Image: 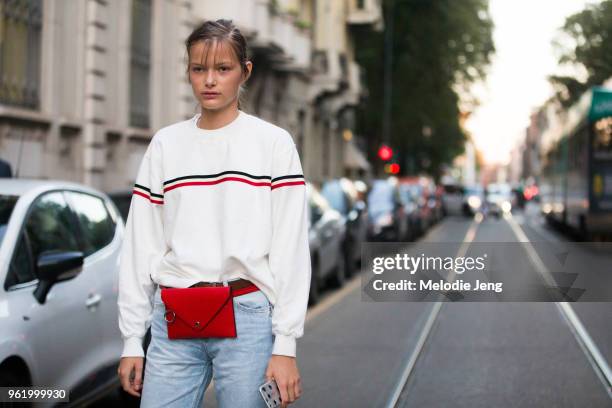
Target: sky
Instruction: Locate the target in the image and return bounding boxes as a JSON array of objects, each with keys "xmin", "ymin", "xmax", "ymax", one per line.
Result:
[{"xmin": 465, "ymin": 0, "xmax": 596, "ymax": 165}]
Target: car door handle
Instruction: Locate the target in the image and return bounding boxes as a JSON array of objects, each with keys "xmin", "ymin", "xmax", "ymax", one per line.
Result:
[{"xmin": 86, "ymin": 294, "xmax": 102, "ymax": 308}]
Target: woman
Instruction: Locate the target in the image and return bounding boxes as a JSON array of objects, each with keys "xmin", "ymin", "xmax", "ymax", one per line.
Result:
[{"xmin": 117, "ymin": 19, "xmax": 311, "ymax": 408}]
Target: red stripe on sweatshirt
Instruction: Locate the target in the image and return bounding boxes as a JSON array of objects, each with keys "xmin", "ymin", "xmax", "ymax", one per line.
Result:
[
  {"xmin": 164, "ymin": 177, "xmax": 272, "ymax": 193},
  {"xmin": 271, "ymin": 181, "xmax": 306, "ymax": 190},
  {"xmin": 133, "ymin": 190, "xmax": 164, "ymax": 204}
]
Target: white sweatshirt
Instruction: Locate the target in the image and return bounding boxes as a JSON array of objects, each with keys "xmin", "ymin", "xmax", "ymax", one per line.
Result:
[{"xmin": 117, "ymin": 110, "xmax": 311, "ymax": 358}]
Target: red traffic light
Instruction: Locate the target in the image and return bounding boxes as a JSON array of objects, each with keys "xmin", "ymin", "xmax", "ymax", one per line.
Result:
[
  {"xmin": 384, "ymin": 163, "xmax": 400, "ymax": 174},
  {"xmin": 378, "ymin": 145, "xmax": 393, "ymax": 161}
]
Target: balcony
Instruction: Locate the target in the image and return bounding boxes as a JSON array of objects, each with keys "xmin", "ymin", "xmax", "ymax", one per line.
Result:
[{"xmin": 346, "ymin": 0, "xmax": 383, "ymax": 29}]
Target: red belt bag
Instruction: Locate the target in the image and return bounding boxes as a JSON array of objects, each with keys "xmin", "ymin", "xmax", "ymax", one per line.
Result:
[{"xmin": 160, "ymin": 283, "xmax": 259, "ymax": 340}]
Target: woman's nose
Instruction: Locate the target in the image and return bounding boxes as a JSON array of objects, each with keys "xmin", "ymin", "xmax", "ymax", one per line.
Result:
[{"xmin": 205, "ymin": 70, "xmax": 217, "ymax": 86}]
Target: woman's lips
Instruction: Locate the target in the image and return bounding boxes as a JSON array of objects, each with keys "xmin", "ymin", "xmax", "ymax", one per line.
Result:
[{"xmin": 202, "ymin": 92, "xmax": 220, "ymax": 99}]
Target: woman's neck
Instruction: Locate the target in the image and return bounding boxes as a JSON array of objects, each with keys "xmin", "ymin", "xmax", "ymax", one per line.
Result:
[{"xmin": 198, "ymin": 105, "xmax": 240, "ymax": 130}]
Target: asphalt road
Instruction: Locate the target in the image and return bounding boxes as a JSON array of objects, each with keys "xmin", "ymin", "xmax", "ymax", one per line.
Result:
[
  {"xmin": 395, "ymin": 207, "xmax": 612, "ymax": 407},
  {"xmin": 96, "ymin": 204, "xmax": 612, "ymax": 407}
]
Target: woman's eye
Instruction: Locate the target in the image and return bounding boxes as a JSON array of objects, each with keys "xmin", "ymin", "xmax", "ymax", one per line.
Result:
[
  {"xmin": 192, "ymin": 67, "xmax": 203, "ymax": 72},
  {"xmin": 219, "ymin": 66, "xmax": 229, "ymax": 72}
]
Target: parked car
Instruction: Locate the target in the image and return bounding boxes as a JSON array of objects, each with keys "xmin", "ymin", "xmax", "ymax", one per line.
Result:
[
  {"xmin": 306, "ymin": 183, "xmax": 347, "ymax": 305},
  {"xmin": 441, "ymin": 183, "xmax": 465, "ymax": 216},
  {"xmin": 366, "ymin": 178, "xmax": 408, "ymax": 241},
  {"xmin": 0, "ymin": 179, "xmax": 139, "ymax": 406},
  {"xmin": 463, "ymin": 184, "xmax": 484, "ymax": 216},
  {"xmin": 397, "ymin": 182, "xmax": 423, "ymax": 240},
  {"xmin": 431, "ymin": 182, "xmax": 446, "ymax": 223},
  {"xmin": 107, "ymin": 189, "xmax": 132, "ymax": 221},
  {"xmin": 320, "ymin": 178, "xmax": 368, "ymax": 277},
  {"xmin": 398, "ymin": 176, "xmax": 436, "ymax": 234}
]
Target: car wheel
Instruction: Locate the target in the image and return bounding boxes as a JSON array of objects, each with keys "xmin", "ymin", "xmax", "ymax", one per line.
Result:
[
  {"xmin": 344, "ymin": 243, "xmax": 356, "ymax": 278},
  {"xmin": 329, "ymin": 252, "xmax": 346, "ymax": 288},
  {"xmin": 308, "ymin": 258, "xmax": 320, "ymax": 306}
]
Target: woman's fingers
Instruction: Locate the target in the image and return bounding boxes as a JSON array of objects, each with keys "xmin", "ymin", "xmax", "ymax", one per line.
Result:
[
  {"xmin": 118, "ymin": 357, "xmax": 144, "ymax": 397},
  {"xmin": 293, "ymin": 377, "xmax": 302, "ymax": 400},
  {"xmin": 278, "ymin": 381, "xmax": 288, "ymax": 408}
]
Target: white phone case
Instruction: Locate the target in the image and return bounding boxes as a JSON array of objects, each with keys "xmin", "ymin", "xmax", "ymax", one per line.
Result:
[{"xmin": 259, "ymin": 379, "xmax": 282, "ymax": 408}]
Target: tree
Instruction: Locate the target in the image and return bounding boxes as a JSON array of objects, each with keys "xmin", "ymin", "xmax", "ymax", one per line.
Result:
[
  {"xmin": 353, "ymin": 0, "xmax": 494, "ymax": 178},
  {"xmin": 550, "ymin": 0, "xmax": 612, "ymax": 107}
]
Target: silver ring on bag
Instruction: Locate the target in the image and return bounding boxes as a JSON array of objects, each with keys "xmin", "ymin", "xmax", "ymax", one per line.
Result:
[{"xmin": 164, "ymin": 310, "xmax": 176, "ymax": 323}]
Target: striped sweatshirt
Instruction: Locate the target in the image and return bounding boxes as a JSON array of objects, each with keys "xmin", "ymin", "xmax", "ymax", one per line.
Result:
[{"xmin": 118, "ymin": 110, "xmax": 311, "ymax": 358}]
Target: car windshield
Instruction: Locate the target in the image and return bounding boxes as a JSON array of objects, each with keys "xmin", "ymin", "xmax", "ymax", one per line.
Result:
[
  {"xmin": 465, "ymin": 186, "xmax": 483, "ymax": 196},
  {"xmin": 321, "ymin": 182, "xmax": 347, "ymax": 215},
  {"xmin": 443, "ymin": 184, "xmax": 464, "ymax": 194},
  {"xmin": 487, "ymin": 184, "xmax": 511, "ymax": 197},
  {"xmin": 368, "ymin": 181, "xmax": 394, "ymax": 213},
  {"xmin": 0, "ymin": 195, "xmax": 19, "ymax": 246}
]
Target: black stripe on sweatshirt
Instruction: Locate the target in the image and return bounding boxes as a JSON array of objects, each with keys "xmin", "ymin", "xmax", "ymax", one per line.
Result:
[
  {"xmin": 134, "ymin": 183, "xmax": 164, "ymax": 198},
  {"xmin": 164, "ymin": 171, "xmax": 271, "ymax": 186},
  {"xmin": 271, "ymin": 174, "xmax": 304, "ymax": 183}
]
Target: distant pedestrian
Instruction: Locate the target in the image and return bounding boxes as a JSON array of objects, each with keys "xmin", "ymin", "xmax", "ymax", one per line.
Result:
[{"xmin": 0, "ymin": 158, "xmax": 12, "ymax": 178}]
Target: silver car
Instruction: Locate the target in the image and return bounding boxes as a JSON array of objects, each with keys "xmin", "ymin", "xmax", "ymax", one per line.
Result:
[{"xmin": 0, "ymin": 179, "xmax": 130, "ymax": 406}]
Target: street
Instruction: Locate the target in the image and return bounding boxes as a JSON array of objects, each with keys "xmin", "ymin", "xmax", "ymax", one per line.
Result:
[
  {"xmin": 294, "ymin": 204, "xmax": 611, "ymax": 407},
  {"xmin": 93, "ymin": 204, "xmax": 612, "ymax": 407}
]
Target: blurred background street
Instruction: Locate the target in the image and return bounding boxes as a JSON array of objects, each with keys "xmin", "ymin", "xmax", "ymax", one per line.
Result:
[{"xmin": 1, "ymin": 0, "xmax": 611, "ymax": 406}]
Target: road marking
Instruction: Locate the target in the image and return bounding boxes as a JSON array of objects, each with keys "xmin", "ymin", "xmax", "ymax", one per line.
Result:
[
  {"xmin": 506, "ymin": 213, "xmax": 612, "ymax": 398},
  {"xmin": 305, "ymin": 272, "xmax": 362, "ymax": 323},
  {"xmin": 385, "ymin": 218, "xmax": 481, "ymax": 408}
]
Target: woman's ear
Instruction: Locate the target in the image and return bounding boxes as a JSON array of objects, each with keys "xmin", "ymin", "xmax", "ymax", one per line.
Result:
[{"xmin": 243, "ymin": 61, "xmax": 253, "ymax": 83}]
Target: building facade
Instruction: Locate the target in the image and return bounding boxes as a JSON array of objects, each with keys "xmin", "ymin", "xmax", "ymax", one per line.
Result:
[{"xmin": 0, "ymin": 0, "xmax": 381, "ymax": 191}]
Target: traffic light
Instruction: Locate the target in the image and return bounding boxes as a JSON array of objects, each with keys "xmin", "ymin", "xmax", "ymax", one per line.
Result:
[
  {"xmin": 378, "ymin": 144, "xmax": 393, "ymax": 161},
  {"xmin": 384, "ymin": 163, "xmax": 400, "ymax": 174}
]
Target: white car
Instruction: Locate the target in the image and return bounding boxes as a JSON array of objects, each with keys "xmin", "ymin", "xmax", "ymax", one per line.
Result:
[{"xmin": 0, "ymin": 179, "xmax": 135, "ymax": 406}]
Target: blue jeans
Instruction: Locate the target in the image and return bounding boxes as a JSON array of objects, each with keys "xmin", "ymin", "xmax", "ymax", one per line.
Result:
[{"xmin": 140, "ymin": 286, "xmax": 274, "ymax": 408}]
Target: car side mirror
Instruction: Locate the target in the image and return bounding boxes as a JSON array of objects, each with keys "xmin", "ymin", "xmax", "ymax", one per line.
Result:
[{"xmin": 33, "ymin": 251, "xmax": 84, "ymax": 304}]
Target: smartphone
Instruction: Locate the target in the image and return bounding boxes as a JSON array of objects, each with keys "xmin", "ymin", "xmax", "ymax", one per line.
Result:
[{"xmin": 259, "ymin": 379, "xmax": 282, "ymax": 408}]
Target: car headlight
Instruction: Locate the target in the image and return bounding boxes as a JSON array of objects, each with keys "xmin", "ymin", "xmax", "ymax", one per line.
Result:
[
  {"xmin": 468, "ymin": 196, "xmax": 481, "ymax": 209},
  {"xmin": 501, "ymin": 201, "xmax": 512, "ymax": 213},
  {"xmin": 375, "ymin": 213, "xmax": 393, "ymax": 228}
]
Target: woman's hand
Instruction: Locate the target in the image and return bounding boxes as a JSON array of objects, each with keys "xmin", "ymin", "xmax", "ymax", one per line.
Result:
[
  {"xmin": 118, "ymin": 357, "xmax": 144, "ymax": 397},
  {"xmin": 265, "ymin": 355, "xmax": 302, "ymax": 407}
]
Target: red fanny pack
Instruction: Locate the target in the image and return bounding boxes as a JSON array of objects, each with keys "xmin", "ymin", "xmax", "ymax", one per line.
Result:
[{"xmin": 160, "ymin": 283, "xmax": 259, "ymax": 340}]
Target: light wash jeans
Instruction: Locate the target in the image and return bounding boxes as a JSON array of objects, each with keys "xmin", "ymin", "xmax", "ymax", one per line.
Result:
[{"xmin": 140, "ymin": 285, "xmax": 274, "ymax": 408}]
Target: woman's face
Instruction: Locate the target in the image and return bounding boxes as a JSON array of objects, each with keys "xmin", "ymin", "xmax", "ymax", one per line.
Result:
[{"xmin": 188, "ymin": 40, "xmax": 251, "ymax": 112}]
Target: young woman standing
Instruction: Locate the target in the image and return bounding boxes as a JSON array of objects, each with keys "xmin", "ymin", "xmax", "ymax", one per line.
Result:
[{"xmin": 117, "ymin": 19, "xmax": 311, "ymax": 407}]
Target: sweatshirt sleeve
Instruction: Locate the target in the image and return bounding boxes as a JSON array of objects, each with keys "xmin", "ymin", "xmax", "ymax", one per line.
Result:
[
  {"xmin": 117, "ymin": 136, "xmax": 167, "ymax": 358},
  {"xmin": 269, "ymin": 136, "xmax": 312, "ymax": 358}
]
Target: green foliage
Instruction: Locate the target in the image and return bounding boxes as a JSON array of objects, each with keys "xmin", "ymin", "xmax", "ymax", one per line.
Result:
[
  {"xmin": 353, "ymin": 0, "xmax": 494, "ymax": 177},
  {"xmin": 550, "ymin": 0, "xmax": 612, "ymax": 107}
]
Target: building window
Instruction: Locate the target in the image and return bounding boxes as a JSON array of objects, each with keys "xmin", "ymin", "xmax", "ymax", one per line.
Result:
[
  {"xmin": 129, "ymin": 0, "xmax": 152, "ymax": 128},
  {"xmin": 357, "ymin": 0, "xmax": 366, "ymax": 10},
  {"xmin": 0, "ymin": 0, "xmax": 42, "ymax": 109}
]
